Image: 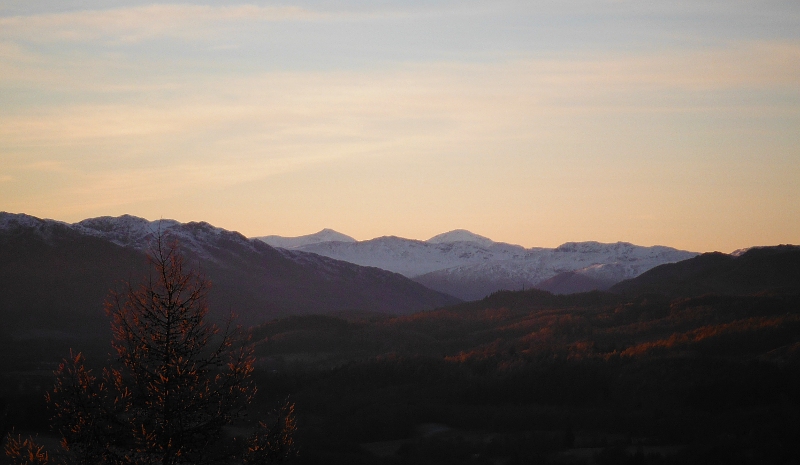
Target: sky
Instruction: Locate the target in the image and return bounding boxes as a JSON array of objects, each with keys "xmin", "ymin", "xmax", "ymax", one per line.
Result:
[{"xmin": 1, "ymin": 1, "xmax": 798, "ymax": 252}]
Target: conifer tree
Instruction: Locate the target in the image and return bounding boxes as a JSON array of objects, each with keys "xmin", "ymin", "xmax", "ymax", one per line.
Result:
[
  {"xmin": 4, "ymin": 236, "xmax": 282, "ymax": 465},
  {"xmin": 100, "ymin": 236, "xmax": 255, "ymax": 464}
]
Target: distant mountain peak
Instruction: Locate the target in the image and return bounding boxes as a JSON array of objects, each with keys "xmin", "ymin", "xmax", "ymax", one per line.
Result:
[
  {"xmin": 255, "ymin": 229, "xmax": 356, "ymax": 249},
  {"xmin": 426, "ymin": 229, "xmax": 494, "ymax": 246},
  {"xmin": 313, "ymin": 229, "xmax": 356, "ymax": 241}
]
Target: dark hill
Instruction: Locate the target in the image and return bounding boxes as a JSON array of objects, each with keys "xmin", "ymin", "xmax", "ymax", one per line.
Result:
[
  {"xmin": 535, "ymin": 271, "xmax": 617, "ymax": 294},
  {"xmin": 609, "ymin": 245, "xmax": 800, "ymax": 297},
  {"xmin": 0, "ymin": 214, "xmax": 460, "ymax": 342}
]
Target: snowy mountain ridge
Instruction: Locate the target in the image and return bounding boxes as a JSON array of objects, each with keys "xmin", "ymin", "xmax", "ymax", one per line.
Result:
[
  {"xmin": 288, "ymin": 233, "xmax": 695, "ymax": 278},
  {"xmin": 0, "ymin": 212, "xmax": 459, "ymax": 323},
  {"xmin": 262, "ymin": 229, "xmax": 699, "ymax": 299},
  {"xmin": 0, "ymin": 212, "xmax": 259, "ymax": 263},
  {"xmin": 1, "ymin": 213, "xmax": 699, "ymax": 301}
]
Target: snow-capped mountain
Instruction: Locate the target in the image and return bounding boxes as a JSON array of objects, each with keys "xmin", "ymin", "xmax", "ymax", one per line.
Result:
[
  {"xmin": 260, "ymin": 230, "xmax": 698, "ymax": 300},
  {"xmin": 256, "ymin": 229, "xmax": 356, "ymax": 249},
  {"xmin": 287, "ymin": 235, "xmax": 528, "ymax": 277},
  {"xmin": 3, "ymin": 212, "xmax": 260, "ymax": 265},
  {"xmin": 0, "ymin": 212, "xmax": 459, "ymax": 333},
  {"xmin": 427, "ymin": 229, "xmax": 495, "ymax": 246},
  {"xmin": 413, "ymin": 243, "xmax": 696, "ymax": 300}
]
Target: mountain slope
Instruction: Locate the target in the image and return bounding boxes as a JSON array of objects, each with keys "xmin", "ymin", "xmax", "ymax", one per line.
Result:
[
  {"xmin": 0, "ymin": 213, "xmax": 460, "ymax": 339},
  {"xmin": 610, "ymin": 245, "xmax": 800, "ymax": 297},
  {"xmin": 0, "ymin": 215, "xmax": 149, "ymax": 339}
]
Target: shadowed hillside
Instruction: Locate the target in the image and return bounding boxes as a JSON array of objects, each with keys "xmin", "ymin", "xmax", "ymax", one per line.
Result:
[
  {"xmin": 0, "ymin": 213, "xmax": 459, "ymax": 330},
  {"xmin": 610, "ymin": 245, "xmax": 800, "ymax": 297}
]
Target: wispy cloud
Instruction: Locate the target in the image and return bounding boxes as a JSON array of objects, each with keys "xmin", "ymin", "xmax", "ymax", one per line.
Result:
[
  {"xmin": 0, "ymin": 5, "xmax": 333, "ymax": 43},
  {"xmin": 3, "ymin": 40, "xmax": 797, "ymax": 140},
  {"xmin": 0, "ymin": 3, "xmax": 488, "ymax": 44},
  {"xmin": 64, "ymin": 153, "xmax": 341, "ymax": 210}
]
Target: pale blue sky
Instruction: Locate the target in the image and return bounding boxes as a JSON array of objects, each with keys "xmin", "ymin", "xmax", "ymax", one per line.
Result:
[{"xmin": 1, "ymin": 1, "xmax": 798, "ymax": 251}]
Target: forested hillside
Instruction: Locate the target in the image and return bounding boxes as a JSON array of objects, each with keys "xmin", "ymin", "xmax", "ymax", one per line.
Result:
[{"xmin": 237, "ymin": 286, "xmax": 800, "ymax": 464}]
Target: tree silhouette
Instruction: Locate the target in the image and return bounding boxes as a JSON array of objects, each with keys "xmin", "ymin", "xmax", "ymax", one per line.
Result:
[
  {"xmin": 99, "ymin": 236, "xmax": 255, "ymax": 464},
  {"xmin": 5, "ymin": 237, "xmax": 277, "ymax": 465}
]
